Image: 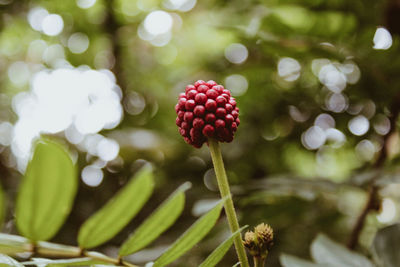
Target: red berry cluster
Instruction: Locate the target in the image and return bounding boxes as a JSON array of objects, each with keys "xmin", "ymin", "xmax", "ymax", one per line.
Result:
[{"xmin": 175, "ymin": 80, "xmax": 240, "ymax": 148}]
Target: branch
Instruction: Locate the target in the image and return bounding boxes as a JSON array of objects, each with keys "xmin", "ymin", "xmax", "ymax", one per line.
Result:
[
  {"xmin": 103, "ymin": 0, "xmax": 126, "ymax": 92},
  {"xmin": 347, "ymin": 93, "xmax": 400, "ymax": 249},
  {"xmin": 19, "ymin": 241, "xmax": 139, "ymax": 267}
]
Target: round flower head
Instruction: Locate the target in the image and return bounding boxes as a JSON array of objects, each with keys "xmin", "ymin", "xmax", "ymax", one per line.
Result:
[{"xmin": 175, "ymin": 80, "xmax": 240, "ymax": 148}]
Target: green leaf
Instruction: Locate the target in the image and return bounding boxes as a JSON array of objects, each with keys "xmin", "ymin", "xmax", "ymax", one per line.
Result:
[
  {"xmin": 15, "ymin": 139, "xmax": 77, "ymax": 241},
  {"xmin": 78, "ymin": 165, "xmax": 154, "ymax": 249},
  {"xmin": 372, "ymin": 224, "xmax": 400, "ymax": 267},
  {"xmin": 199, "ymin": 226, "xmax": 247, "ymax": 267},
  {"xmin": 311, "ymin": 234, "xmax": 374, "ymax": 267},
  {"xmin": 119, "ymin": 182, "xmax": 191, "ymax": 256},
  {"xmin": 0, "ymin": 183, "xmax": 5, "ymax": 229},
  {"xmin": 0, "ymin": 233, "xmax": 29, "ymax": 255},
  {"xmin": 280, "ymin": 254, "xmax": 326, "ymax": 267},
  {"xmin": 0, "ymin": 254, "xmax": 24, "ymax": 267},
  {"xmin": 153, "ymin": 198, "xmax": 225, "ymax": 267}
]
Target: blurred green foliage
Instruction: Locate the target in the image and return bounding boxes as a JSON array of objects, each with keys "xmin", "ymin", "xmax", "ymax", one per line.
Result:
[{"xmin": 0, "ymin": 0, "xmax": 399, "ymax": 266}]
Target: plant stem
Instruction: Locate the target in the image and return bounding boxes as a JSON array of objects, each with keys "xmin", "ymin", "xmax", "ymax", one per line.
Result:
[
  {"xmin": 347, "ymin": 185, "xmax": 378, "ymax": 249},
  {"xmin": 21, "ymin": 241, "xmax": 138, "ymax": 267},
  {"xmin": 208, "ymin": 138, "xmax": 250, "ymax": 267},
  {"xmin": 253, "ymin": 256, "xmax": 265, "ymax": 267},
  {"xmin": 347, "ymin": 92, "xmax": 400, "ymax": 249}
]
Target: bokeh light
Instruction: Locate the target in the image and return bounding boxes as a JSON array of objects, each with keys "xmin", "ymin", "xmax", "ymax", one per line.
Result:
[
  {"xmin": 377, "ymin": 198, "xmax": 397, "ymax": 223},
  {"xmin": 11, "ymin": 68, "xmax": 123, "ymax": 171},
  {"xmin": 163, "ymin": 0, "xmax": 197, "ymax": 12},
  {"xmin": 8, "ymin": 61, "xmax": 30, "ymax": 87},
  {"xmin": 325, "ymin": 128, "xmax": 346, "ymax": 148},
  {"xmin": 225, "ymin": 43, "xmax": 248, "ymax": 64},
  {"xmin": 278, "ymin": 57, "xmax": 301, "ymax": 82},
  {"xmin": 348, "ymin": 115, "xmax": 370, "ymax": 136},
  {"xmin": 355, "ymin": 139, "xmax": 375, "ymax": 161},
  {"xmin": 289, "ymin": 106, "xmax": 309, "ymax": 122},
  {"xmin": 319, "ymin": 64, "xmax": 347, "ymax": 93},
  {"xmin": 124, "ymin": 92, "xmax": 146, "ymax": 115},
  {"xmin": 28, "ymin": 7, "xmax": 48, "ymax": 32},
  {"xmin": 144, "ymin": 11, "xmax": 173, "ymax": 35},
  {"xmin": 82, "ymin": 164, "xmax": 104, "ymax": 187},
  {"xmin": 0, "ymin": 122, "xmax": 13, "ymax": 146},
  {"xmin": 77, "ymin": 0, "xmax": 97, "ymax": 9},
  {"xmin": 373, "ymin": 27, "xmax": 392, "ymax": 50},
  {"xmin": 325, "ymin": 93, "xmax": 348, "ymax": 113},
  {"xmin": 224, "ymin": 74, "xmax": 248, "ymax": 96},
  {"xmin": 373, "ymin": 114, "xmax": 390, "ymax": 135},
  {"xmin": 301, "ymin": 126, "xmax": 326, "ymax": 150},
  {"xmin": 96, "ymin": 138, "xmax": 120, "ymax": 162},
  {"xmin": 41, "ymin": 14, "xmax": 64, "ymax": 36},
  {"xmin": 314, "ymin": 113, "xmax": 335, "ymax": 130},
  {"xmin": 42, "ymin": 44, "xmax": 65, "ymax": 66},
  {"xmin": 68, "ymin": 33, "xmax": 90, "ymax": 54},
  {"xmin": 138, "ymin": 10, "xmax": 174, "ymax": 47}
]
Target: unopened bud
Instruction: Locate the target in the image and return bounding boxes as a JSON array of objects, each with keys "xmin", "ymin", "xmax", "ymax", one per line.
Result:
[{"xmin": 243, "ymin": 223, "xmax": 274, "ymax": 257}]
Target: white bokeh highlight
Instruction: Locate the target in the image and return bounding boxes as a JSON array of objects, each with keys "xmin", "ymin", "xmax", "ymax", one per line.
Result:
[
  {"xmin": 373, "ymin": 27, "xmax": 392, "ymax": 50},
  {"xmin": 278, "ymin": 57, "xmax": 301, "ymax": 82},
  {"xmin": 68, "ymin": 33, "xmax": 90, "ymax": 54},
  {"xmin": 373, "ymin": 114, "xmax": 390, "ymax": 135},
  {"xmin": 41, "ymin": 14, "xmax": 64, "ymax": 36},
  {"xmin": 77, "ymin": 0, "xmax": 97, "ymax": 9},
  {"xmin": 325, "ymin": 93, "xmax": 348, "ymax": 113},
  {"xmin": 348, "ymin": 115, "xmax": 370, "ymax": 136},
  {"xmin": 28, "ymin": 7, "xmax": 49, "ymax": 32},
  {"xmin": 139, "ymin": 11, "xmax": 174, "ymax": 47},
  {"xmin": 11, "ymin": 67, "xmax": 123, "ymax": 171},
  {"xmin": 144, "ymin": 11, "xmax": 173, "ymax": 35},
  {"xmin": 82, "ymin": 165, "xmax": 104, "ymax": 187},
  {"xmin": 301, "ymin": 126, "xmax": 326, "ymax": 150},
  {"xmin": 164, "ymin": 0, "xmax": 197, "ymax": 11},
  {"xmin": 225, "ymin": 43, "xmax": 248, "ymax": 64},
  {"xmin": 319, "ymin": 64, "xmax": 347, "ymax": 93},
  {"xmin": 377, "ymin": 198, "xmax": 397, "ymax": 223},
  {"xmin": 225, "ymin": 74, "xmax": 248, "ymax": 96},
  {"xmin": 355, "ymin": 139, "xmax": 375, "ymax": 161}
]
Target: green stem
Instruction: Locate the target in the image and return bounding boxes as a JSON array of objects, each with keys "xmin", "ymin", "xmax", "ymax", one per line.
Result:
[
  {"xmin": 253, "ymin": 256, "xmax": 266, "ymax": 267},
  {"xmin": 208, "ymin": 139, "xmax": 250, "ymax": 267},
  {"xmin": 21, "ymin": 241, "xmax": 138, "ymax": 267}
]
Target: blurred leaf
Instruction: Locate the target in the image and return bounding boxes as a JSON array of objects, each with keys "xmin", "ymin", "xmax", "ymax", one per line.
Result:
[
  {"xmin": 0, "ymin": 254, "xmax": 23, "ymax": 266},
  {"xmin": 242, "ymin": 176, "xmax": 340, "ymax": 204},
  {"xmin": 280, "ymin": 254, "xmax": 326, "ymax": 267},
  {"xmin": 199, "ymin": 226, "xmax": 247, "ymax": 267},
  {"xmin": 372, "ymin": 224, "xmax": 400, "ymax": 267},
  {"xmin": 0, "ymin": 233, "xmax": 29, "ymax": 255},
  {"xmin": 310, "ymin": 234, "xmax": 374, "ymax": 267},
  {"xmin": 16, "ymin": 139, "xmax": 77, "ymax": 241},
  {"xmin": 119, "ymin": 182, "xmax": 191, "ymax": 256},
  {"xmin": 0, "ymin": 183, "xmax": 4, "ymax": 229},
  {"xmin": 78, "ymin": 165, "xmax": 154, "ymax": 249},
  {"xmin": 270, "ymin": 6, "xmax": 315, "ymax": 34},
  {"xmin": 266, "ymin": 5, "xmax": 356, "ymax": 38},
  {"xmin": 153, "ymin": 198, "xmax": 225, "ymax": 267}
]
